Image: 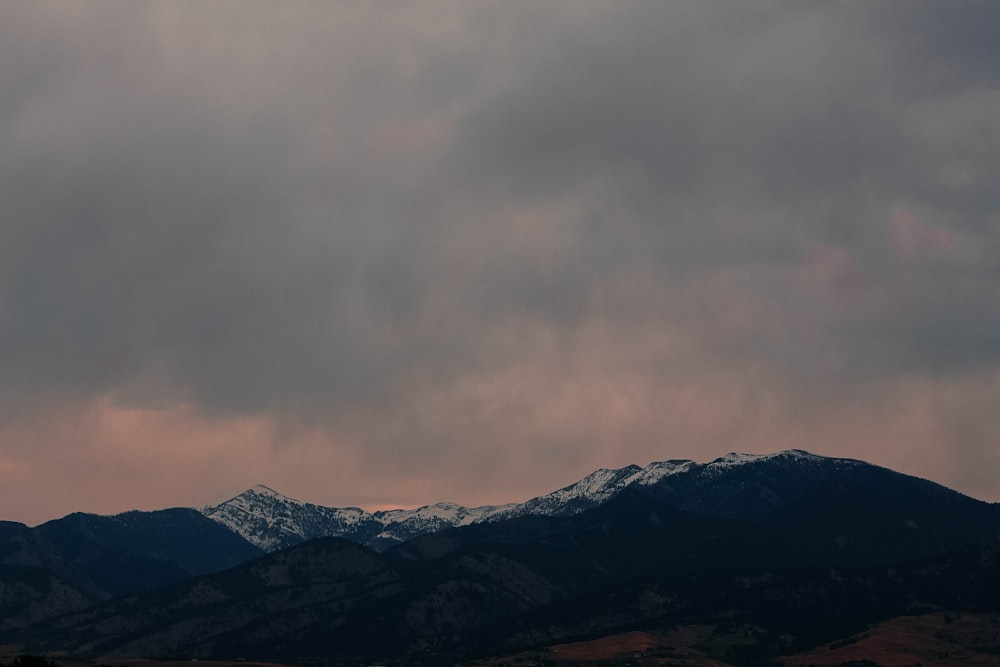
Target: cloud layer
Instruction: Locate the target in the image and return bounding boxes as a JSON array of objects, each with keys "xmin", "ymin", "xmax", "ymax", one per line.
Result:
[{"xmin": 2, "ymin": 2, "xmax": 999, "ymax": 523}]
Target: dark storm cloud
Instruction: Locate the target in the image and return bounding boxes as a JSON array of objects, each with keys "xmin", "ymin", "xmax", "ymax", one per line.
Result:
[
  {"xmin": 0, "ymin": 3, "xmax": 467, "ymax": 414},
  {"xmin": 1, "ymin": 1, "xmax": 1000, "ymax": 520},
  {"xmin": 445, "ymin": 2, "xmax": 1000, "ymax": 374}
]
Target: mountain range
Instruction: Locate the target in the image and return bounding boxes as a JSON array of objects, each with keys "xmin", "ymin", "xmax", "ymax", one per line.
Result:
[
  {"xmin": 197, "ymin": 453, "xmax": 705, "ymax": 552},
  {"xmin": 4, "ymin": 449, "xmax": 1000, "ymax": 664}
]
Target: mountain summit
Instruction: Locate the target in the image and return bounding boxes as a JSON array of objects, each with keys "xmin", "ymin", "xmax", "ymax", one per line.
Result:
[{"xmin": 200, "ymin": 484, "xmax": 371, "ymax": 552}]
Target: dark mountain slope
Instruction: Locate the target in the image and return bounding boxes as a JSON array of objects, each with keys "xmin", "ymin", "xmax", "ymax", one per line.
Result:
[
  {"xmin": 635, "ymin": 451, "xmax": 1000, "ymax": 568},
  {"xmin": 0, "ymin": 564, "xmax": 95, "ymax": 631},
  {"xmin": 110, "ymin": 508, "xmax": 266, "ymax": 575},
  {"xmin": 17, "ymin": 536, "xmax": 562, "ymax": 660},
  {"xmin": 0, "ymin": 521, "xmax": 28, "ymax": 543},
  {"xmin": 477, "ymin": 547, "xmax": 1000, "ymax": 662},
  {"xmin": 20, "ymin": 538, "xmax": 405, "ymax": 659},
  {"xmin": 2, "ymin": 508, "xmax": 262, "ymax": 599}
]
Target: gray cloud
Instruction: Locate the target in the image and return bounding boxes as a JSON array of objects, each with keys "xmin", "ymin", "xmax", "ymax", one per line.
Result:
[{"xmin": 1, "ymin": 1, "xmax": 1000, "ymax": 519}]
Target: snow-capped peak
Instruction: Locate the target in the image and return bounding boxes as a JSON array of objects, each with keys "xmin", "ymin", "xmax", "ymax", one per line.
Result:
[
  {"xmin": 247, "ymin": 483, "xmax": 294, "ymax": 500},
  {"xmin": 200, "ymin": 484, "xmax": 374, "ymax": 552},
  {"xmin": 198, "ymin": 449, "xmax": 840, "ymax": 552},
  {"xmin": 200, "ymin": 483, "xmax": 297, "ymax": 512}
]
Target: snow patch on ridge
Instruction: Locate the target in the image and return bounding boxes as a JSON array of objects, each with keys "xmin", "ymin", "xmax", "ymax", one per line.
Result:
[
  {"xmin": 626, "ymin": 459, "xmax": 696, "ymax": 486},
  {"xmin": 707, "ymin": 449, "xmax": 832, "ymax": 471},
  {"xmin": 708, "ymin": 452, "xmax": 773, "ymax": 469}
]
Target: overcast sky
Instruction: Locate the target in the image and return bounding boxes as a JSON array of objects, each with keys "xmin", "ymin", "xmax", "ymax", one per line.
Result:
[{"xmin": 2, "ymin": 1, "xmax": 1000, "ymax": 525}]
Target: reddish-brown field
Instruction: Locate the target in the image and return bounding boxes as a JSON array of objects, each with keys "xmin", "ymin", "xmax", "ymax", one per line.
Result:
[
  {"xmin": 473, "ymin": 625, "xmax": 746, "ymax": 666},
  {"xmin": 473, "ymin": 613, "xmax": 1000, "ymax": 667},
  {"xmin": 779, "ymin": 612, "xmax": 1000, "ymax": 667},
  {"xmin": 548, "ymin": 630, "xmax": 658, "ymax": 661},
  {"xmin": 547, "ymin": 628, "xmax": 734, "ymax": 665}
]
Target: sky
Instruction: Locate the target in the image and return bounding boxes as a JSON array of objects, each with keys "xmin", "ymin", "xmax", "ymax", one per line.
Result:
[{"xmin": 2, "ymin": 1, "xmax": 1000, "ymax": 525}]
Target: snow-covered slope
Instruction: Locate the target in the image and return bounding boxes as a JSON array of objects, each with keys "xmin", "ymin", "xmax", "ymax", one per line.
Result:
[
  {"xmin": 702, "ymin": 448, "xmax": 833, "ymax": 471},
  {"xmin": 200, "ymin": 484, "xmax": 379, "ymax": 552},
  {"xmin": 199, "ymin": 450, "xmax": 862, "ymax": 551}
]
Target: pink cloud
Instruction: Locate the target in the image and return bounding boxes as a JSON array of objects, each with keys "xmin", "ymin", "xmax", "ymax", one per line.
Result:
[
  {"xmin": 799, "ymin": 244, "xmax": 865, "ymax": 301},
  {"xmin": 0, "ymin": 397, "xmax": 362, "ymax": 525},
  {"xmin": 891, "ymin": 206, "xmax": 955, "ymax": 265}
]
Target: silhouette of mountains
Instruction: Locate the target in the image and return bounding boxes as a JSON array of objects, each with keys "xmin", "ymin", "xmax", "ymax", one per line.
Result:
[{"xmin": 4, "ymin": 450, "xmax": 1000, "ymax": 663}]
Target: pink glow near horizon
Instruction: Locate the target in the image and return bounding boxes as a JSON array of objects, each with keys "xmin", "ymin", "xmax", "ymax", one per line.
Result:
[{"xmin": 2, "ymin": 361, "xmax": 998, "ymax": 527}]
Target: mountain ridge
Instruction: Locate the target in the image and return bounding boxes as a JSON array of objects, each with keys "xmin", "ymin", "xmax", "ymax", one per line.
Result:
[{"xmin": 195, "ymin": 449, "xmax": 896, "ymax": 552}]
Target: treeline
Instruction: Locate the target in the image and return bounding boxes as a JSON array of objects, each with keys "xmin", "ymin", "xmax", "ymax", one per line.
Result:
[
  {"xmin": 0, "ymin": 657, "xmax": 124, "ymax": 667},
  {"xmin": 0, "ymin": 657, "xmax": 58, "ymax": 667}
]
